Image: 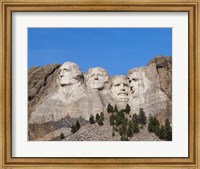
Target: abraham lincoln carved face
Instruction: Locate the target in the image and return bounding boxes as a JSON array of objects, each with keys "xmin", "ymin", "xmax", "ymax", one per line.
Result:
[
  {"xmin": 128, "ymin": 72, "xmax": 141, "ymax": 97},
  {"xmin": 128, "ymin": 69, "xmax": 147, "ymax": 98}
]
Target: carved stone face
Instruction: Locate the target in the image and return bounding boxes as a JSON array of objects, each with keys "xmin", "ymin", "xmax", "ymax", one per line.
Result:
[
  {"xmin": 128, "ymin": 70, "xmax": 146, "ymax": 98},
  {"xmin": 111, "ymin": 76, "xmax": 129, "ymax": 101},
  {"xmin": 59, "ymin": 62, "xmax": 82, "ymax": 86},
  {"xmin": 86, "ymin": 67, "xmax": 109, "ymax": 90},
  {"xmin": 129, "ymin": 72, "xmax": 140, "ymax": 96}
]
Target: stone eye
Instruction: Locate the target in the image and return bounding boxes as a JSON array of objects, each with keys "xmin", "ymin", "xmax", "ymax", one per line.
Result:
[
  {"xmin": 98, "ymin": 74, "xmax": 103, "ymax": 77},
  {"xmin": 63, "ymin": 68, "xmax": 70, "ymax": 72},
  {"xmin": 132, "ymin": 78, "xmax": 137, "ymax": 82}
]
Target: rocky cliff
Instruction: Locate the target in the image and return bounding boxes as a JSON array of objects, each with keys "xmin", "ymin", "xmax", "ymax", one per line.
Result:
[
  {"xmin": 128, "ymin": 56, "xmax": 172, "ymax": 123},
  {"xmin": 28, "ymin": 56, "xmax": 172, "ymax": 141},
  {"xmin": 28, "ymin": 64, "xmax": 61, "ymax": 116}
]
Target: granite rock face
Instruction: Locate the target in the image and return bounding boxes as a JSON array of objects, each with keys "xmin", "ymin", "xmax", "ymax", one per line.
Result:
[
  {"xmin": 128, "ymin": 56, "xmax": 172, "ymax": 123},
  {"xmin": 147, "ymin": 56, "xmax": 172, "ymax": 99},
  {"xmin": 28, "ymin": 56, "xmax": 172, "ymax": 140},
  {"xmin": 29, "ymin": 62, "xmax": 93, "ymax": 124},
  {"xmin": 28, "ymin": 64, "xmax": 61, "ymax": 116}
]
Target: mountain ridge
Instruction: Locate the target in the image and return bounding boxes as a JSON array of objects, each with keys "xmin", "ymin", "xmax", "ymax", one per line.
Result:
[{"xmin": 28, "ymin": 56, "xmax": 172, "ymax": 141}]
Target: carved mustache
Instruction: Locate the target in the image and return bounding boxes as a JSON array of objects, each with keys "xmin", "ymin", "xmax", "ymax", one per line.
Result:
[{"xmin": 118, "ymin": 92, "xmax": 128, "ymax": 96}]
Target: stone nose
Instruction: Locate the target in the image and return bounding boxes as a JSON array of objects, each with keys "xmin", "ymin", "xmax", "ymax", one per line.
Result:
[
  {"xmin": 130, "ymin": 80, "xmax": 135, "ymax": 86},
  {"xmin": 60, "ymin": 71, "xmax": 64, "ymax": 78},
  {"xmin": 120, "ymin": 84, "xmax": 125, "ymax": 90},
  {"xmin": 94, "ymin": 75, "xmax": 98, "ymax": 80}
]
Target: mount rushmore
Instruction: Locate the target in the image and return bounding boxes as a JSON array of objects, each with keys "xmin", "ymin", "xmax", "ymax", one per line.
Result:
[{"xmin": 28, "ymin": 55, "xmax": 172, "ymax": 141}]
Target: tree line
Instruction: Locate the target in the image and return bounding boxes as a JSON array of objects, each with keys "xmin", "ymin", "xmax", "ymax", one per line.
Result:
[
  {"xmin": 148, "ymin": 115, "xmax": 172, "ymax": 141},
  {"xmin": 107, "ymin": 103, "xmax": 147, "ymax": 141},
  {"xmin": 107, "ymin": 103, "xmax": 172, "ymax": 141},
  {"xmin": 60, "ymin": 104, "xmax": 172, "ymax": 141}
]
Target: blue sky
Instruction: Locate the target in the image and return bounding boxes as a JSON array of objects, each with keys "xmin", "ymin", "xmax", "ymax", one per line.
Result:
[{"xmin": 28, "ymin": 28, "xmax": 172, "ymax": 76}]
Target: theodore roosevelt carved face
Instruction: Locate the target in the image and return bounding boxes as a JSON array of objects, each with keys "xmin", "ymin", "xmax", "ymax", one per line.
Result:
[
  {"xmin": 110, "ymin": 76, "xmax": 129, "ymax": 102},
  {"xmin": 85, "ymin": 67, "xmax": 109, "ymax": 90},
  {"xmin": 59, "ymin": 62, "xmax": 82, "ymax": 86}
]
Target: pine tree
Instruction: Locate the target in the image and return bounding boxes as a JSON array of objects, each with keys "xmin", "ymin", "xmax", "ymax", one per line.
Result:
[
  {"xmin": 96, "ymin": 113, "xmax": 100, "ymax": 122},
  {"xmin": 71, "ymin": 120, "xmax": 81, "ymax": 134},
  {"xmin": 132, "ymin": 117, "xmax": 139, "ymax": 133},
  {"xmin": 152, "ymin": 116, "xmax": 160, "ymax": 136},
  {"xmin": 124, "ymin": 104, "xmax": 131, "ymax": 114},
  {"xmin": 107, "ymin": 103, "xmax": 114, "ymax": 113},
  {"xmin": 118, "ymin": 120, "xmax": 127, "ymax": 136},
  {"xmin": 127, "ymin": 121, "xmax": 133, "ymax": 137},
  {"xmin": 60, "ymin": 133, "xmax": 65, "ymax": 140},
  {"xmin": 116, "ymin": 110, "xmax": 125, "ymax": 126},
  {"xmin": 95, "ymin": 113, "xmax": 104, "ymax": 126},
  {"xmin": 138, "ymin": 108, "xmax": 147, "ymax": 124},
  {"xmin": 164, "ymin": 119, "xmax": 172, "ymax": 141},
  {"xmin": 76, "ymin": 120, "xmax": 81, "ymax": 129},
  {"xmin": 112, "ymin": 131, "xmax": 115, "ymax": 137},
  {"xmin": 132, "ymin": 113, "xmax": 138, "ymax": 123},
  {"xmin": 158, "ymin": 125, "xmax": 165, "ymax": 140},
  {"xmin": 110, "ymin": 113, "xmax": 116, "ymax": 125},
  {"xmin": 97, "ymin": 117, "xmax": 104, "ymax": 126},
  {"xmin": 122, "ymin": 121, "xmax": 127, "ymax": 133},
  {"xmin": 148, "ymin": 115, "xmax": 154, "ymax": 132},
  {"xmin": 114, "ymin": 105, "xmax": 118, "ymax": 112},
  {"xmin": 147, "ymin": 115, "xmax": 161, "ymax": 136},
  {"xmin": 119, "ymin": 127, "xmax": 123, "ymax": 136},
  {"xmin": 71, "ymin": 124, "xmax": 78, "ymax": 134},
  {"xmin": 89, "ymin": 115, "xmax": 95, "ymax": 124},
  {"xmin": 100, "ymin": 112, "xmax": 104, "ymax": 120}
]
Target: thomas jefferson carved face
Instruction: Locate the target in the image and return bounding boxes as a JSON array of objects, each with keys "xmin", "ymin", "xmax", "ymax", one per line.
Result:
[
  {"xmin": 59, "ymin": 62, "xmax": 82, "ymax": 86},
  {"xmin": 111, "ymin": 76, "xmax": 129, "ymax": 102},
  {"xmin": 86, "ymin": 67, "xmax": 109, "ymax": 90}
]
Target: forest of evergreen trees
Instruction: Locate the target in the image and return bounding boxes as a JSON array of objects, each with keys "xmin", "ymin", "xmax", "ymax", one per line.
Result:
[
  {"xmin": 107, "ymin": 103, "xmax": 172, "ymax": 141},
  {"xmin": 66, "ymin": 103, "xmax": 172, "ymax": 141}
]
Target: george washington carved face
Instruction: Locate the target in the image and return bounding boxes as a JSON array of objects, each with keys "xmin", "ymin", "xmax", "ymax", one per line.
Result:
[
  {"xmin": 59, "ymin": 62, "xmax": 82, "ymax": 86},
  {"xmin": 85, "ymin": 67, "xmax": 109, "ymax": 90},
  {"xmin": 110, "ymin": 76, "xmax": 129, "ymax": 102}
]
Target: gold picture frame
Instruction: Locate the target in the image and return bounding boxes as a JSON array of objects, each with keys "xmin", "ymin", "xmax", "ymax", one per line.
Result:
[{"xmin": 0, "ymin": 0, "xmax": 199, "ymax": 168}]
